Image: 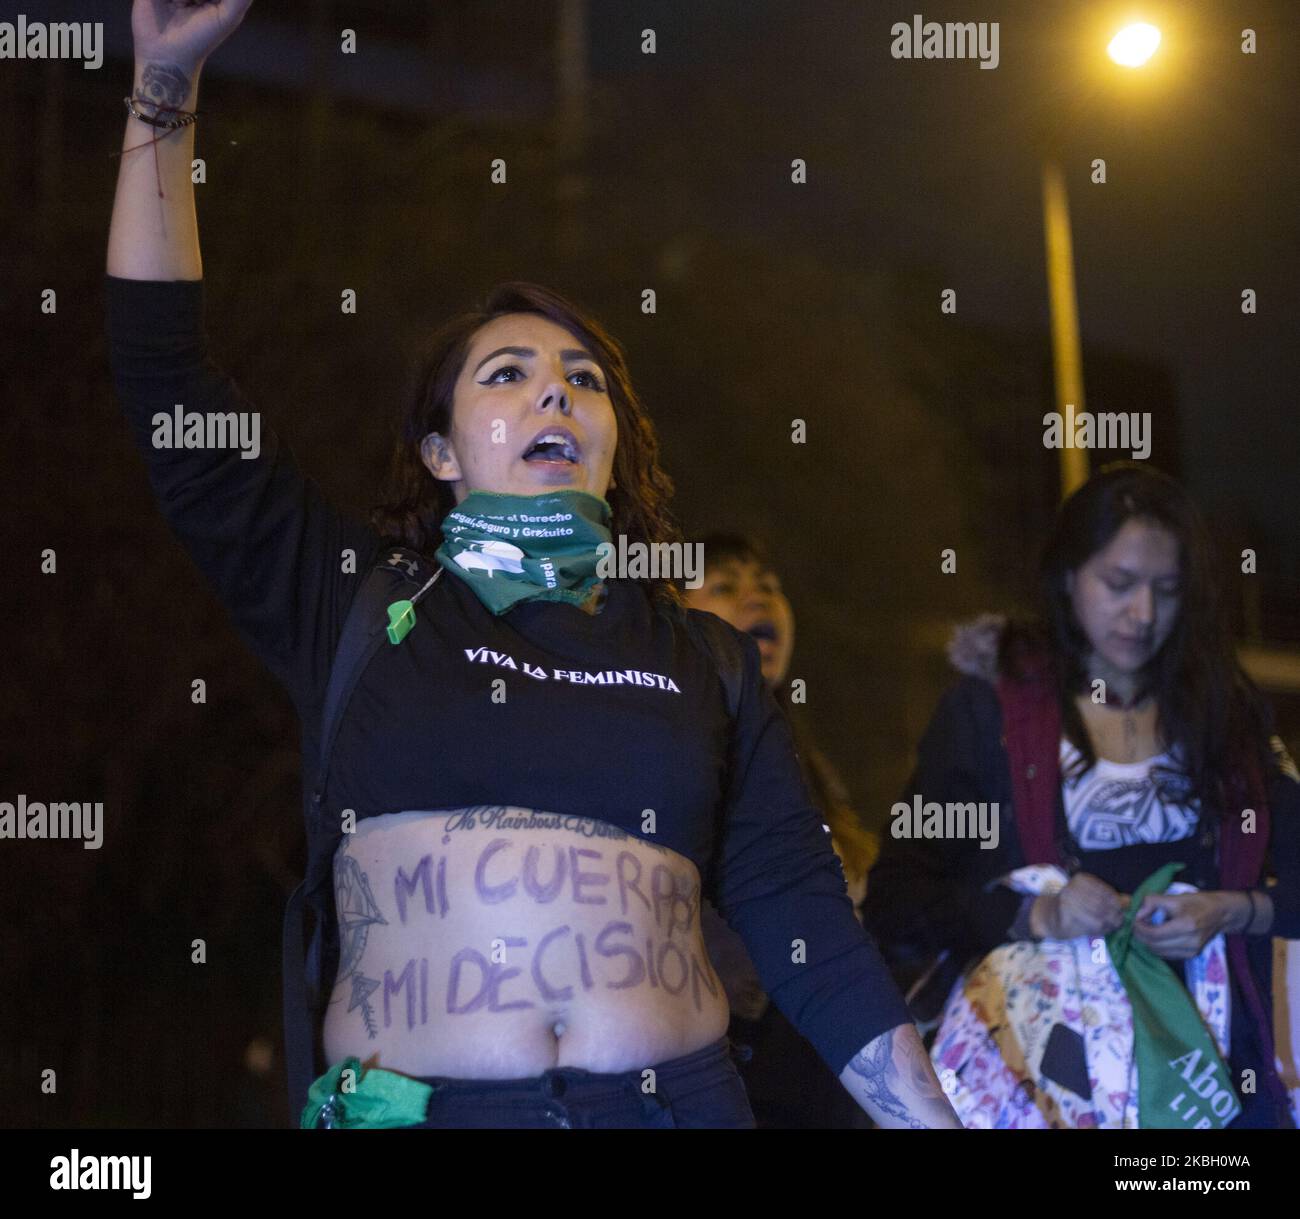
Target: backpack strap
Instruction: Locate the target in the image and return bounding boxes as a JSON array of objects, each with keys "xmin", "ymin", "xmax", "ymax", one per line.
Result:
[
  {"xmin": 316, "ymin": 547, "xmax": 440, "ymax": 806},
  {"xmin": 679, "ymin": 606, "xmax": 746, "ymax": 723},
  {"xmin": 281, "ymin": 880, "xmax": 317, "ymax": 1128},
  {"xmin": 283, "ymin": 543, "xmax": 440, "ymax": 1124}
]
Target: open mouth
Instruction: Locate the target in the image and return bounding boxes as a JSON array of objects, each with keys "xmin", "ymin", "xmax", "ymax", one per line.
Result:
[
  {"xmin": 747, "ymin": 621, "xmax": 777, "ymax": 643},
  {"xmin": 521, "ymin": 429, "xmax": 582, "ymax": 464}
]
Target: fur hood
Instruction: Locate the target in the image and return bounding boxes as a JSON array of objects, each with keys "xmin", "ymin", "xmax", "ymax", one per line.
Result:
[{"xmin": 944, "ymin": 612, "xmax": 1008, "ymax": 684}]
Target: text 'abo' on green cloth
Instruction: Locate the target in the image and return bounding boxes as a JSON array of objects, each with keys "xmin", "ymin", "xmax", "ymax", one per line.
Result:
[{"xmin": 1105, "ymin": 862, "xmax": 1241, "ymax": 1129}]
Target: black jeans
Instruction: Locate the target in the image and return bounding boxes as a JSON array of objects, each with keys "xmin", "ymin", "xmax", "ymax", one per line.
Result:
[{"xmin": 405, "ymin": 1036, "xmax": 756, "ymax": 1128}]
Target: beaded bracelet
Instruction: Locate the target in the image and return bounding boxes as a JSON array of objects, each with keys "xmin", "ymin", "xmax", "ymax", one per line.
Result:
[
  {"xmin": 112, "ymin": 94, "xmax": 203, "ymax": 200},
  {"xmin": 124, "ymin": 94, "xmax": 200, "ymax": 130}
]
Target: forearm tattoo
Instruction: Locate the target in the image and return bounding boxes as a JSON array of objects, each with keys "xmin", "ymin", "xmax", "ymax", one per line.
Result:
[
  {"xmin": 138, "ymin": 63, "xmax": 192, "ymax": 113},
  {"xmin": 846, "ymin": 1026, "xmax": 947, "ymax": 1129}
]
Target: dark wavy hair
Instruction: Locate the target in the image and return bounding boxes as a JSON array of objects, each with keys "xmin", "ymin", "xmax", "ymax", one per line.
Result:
[
  {"xmin": 1001, "ymin": 462, "xmax": 1270, "ymax": 818},
  {"xmin": 690, "ymin": 531, "xmax": 775, "ymax": 580},
  {"xmin": 369, "ymin": 282, "xmax": 684, "ymax": 610}
]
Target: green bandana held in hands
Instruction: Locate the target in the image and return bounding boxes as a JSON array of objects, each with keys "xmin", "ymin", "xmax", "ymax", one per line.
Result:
[
  {"xmin": 1106, "ymin": 862, "xmax": 1242, "ymax": 1129},
  {"xmin": 434, "ymin": 489, "xmax": 612, "ymax": 615}
]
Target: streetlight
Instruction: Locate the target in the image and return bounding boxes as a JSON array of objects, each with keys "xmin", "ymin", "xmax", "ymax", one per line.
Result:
[
  {"xmin": 1043, "ymin": 22, "xmax": 1162, "ymax": 499},
  {"xmin": 1108, "ymin": 23, "xmax": 1162, "ymax": 68}
]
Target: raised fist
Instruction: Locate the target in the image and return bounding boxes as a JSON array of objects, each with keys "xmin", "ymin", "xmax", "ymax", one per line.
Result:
[{"xmin": 131, "ymin": 0, "xmax": 255, "ymax": 77}]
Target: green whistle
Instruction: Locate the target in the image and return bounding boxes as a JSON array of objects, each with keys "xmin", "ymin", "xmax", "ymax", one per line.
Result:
[{"xmin": 386, "ymin": 600, "xmax": 416, "ymax": 645}]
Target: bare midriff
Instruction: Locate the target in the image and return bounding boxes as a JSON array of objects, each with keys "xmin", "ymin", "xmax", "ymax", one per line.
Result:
[{"xmin": 321, "ymin": 807, "xmax": 731, "ymax": 1080}]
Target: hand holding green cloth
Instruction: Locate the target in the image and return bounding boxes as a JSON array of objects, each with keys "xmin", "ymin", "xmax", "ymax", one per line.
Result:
[
  {"xmin": 300, "ymin": 1057, "xmax": 433, "ymax": 1129},
  {"xmin": 1106, "ymin": 862, "xmax": 1242, "ymax": 1128},
  {"xmin": 435, "ymin": 490, "xmax": 612, "ymax": 615}
]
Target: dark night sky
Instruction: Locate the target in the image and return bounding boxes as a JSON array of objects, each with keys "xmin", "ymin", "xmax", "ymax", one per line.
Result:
[
  {"xmin": 11, "ymin": 0, "xmax": 1294, "ymax": 550},
  {"xmin": 580, "ymin": 0, "xmax": 1300, "ymax": 557}
]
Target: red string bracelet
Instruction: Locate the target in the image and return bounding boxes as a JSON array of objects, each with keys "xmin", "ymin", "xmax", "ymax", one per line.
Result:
[{"xmin": 109, "ymin": 95, "xmax": 202, "ymax": 200}]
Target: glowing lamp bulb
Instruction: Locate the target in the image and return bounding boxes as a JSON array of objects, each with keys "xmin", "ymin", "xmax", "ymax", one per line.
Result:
[{"xmin": 1108, "ymin": 23, "xmax": 1162, "ymax": 67}]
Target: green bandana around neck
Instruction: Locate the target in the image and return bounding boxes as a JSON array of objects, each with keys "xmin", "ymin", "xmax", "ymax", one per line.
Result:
[{"xmin": 434, "ymin": 489, "xmax": 612, "ymax": 615}]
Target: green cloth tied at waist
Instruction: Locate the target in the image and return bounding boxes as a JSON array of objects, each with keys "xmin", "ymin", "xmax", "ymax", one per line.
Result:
[{"xmin": 301, "ymin": 1057, "xmax": 434, "ymax": 1129}]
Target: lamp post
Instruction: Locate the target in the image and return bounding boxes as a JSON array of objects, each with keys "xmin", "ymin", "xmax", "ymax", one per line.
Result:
[
  {"xmin": 1043, "ymin": 22, "xmax": 1161, "ymax": 501},
  {"xmin": 1041, "ymin": 161, "xmax": 1088, "ymax": 500}
]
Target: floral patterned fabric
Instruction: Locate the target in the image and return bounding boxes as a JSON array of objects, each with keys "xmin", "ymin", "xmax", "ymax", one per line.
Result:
[{"xmin": 931, "ymin": 865, "xmax": 1230, "ymax": 1129}]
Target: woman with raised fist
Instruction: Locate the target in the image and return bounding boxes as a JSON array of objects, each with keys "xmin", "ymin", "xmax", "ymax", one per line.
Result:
[{"xmin": 105, "ymin": 0, "xmax": 954, "ymax": 1129}]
